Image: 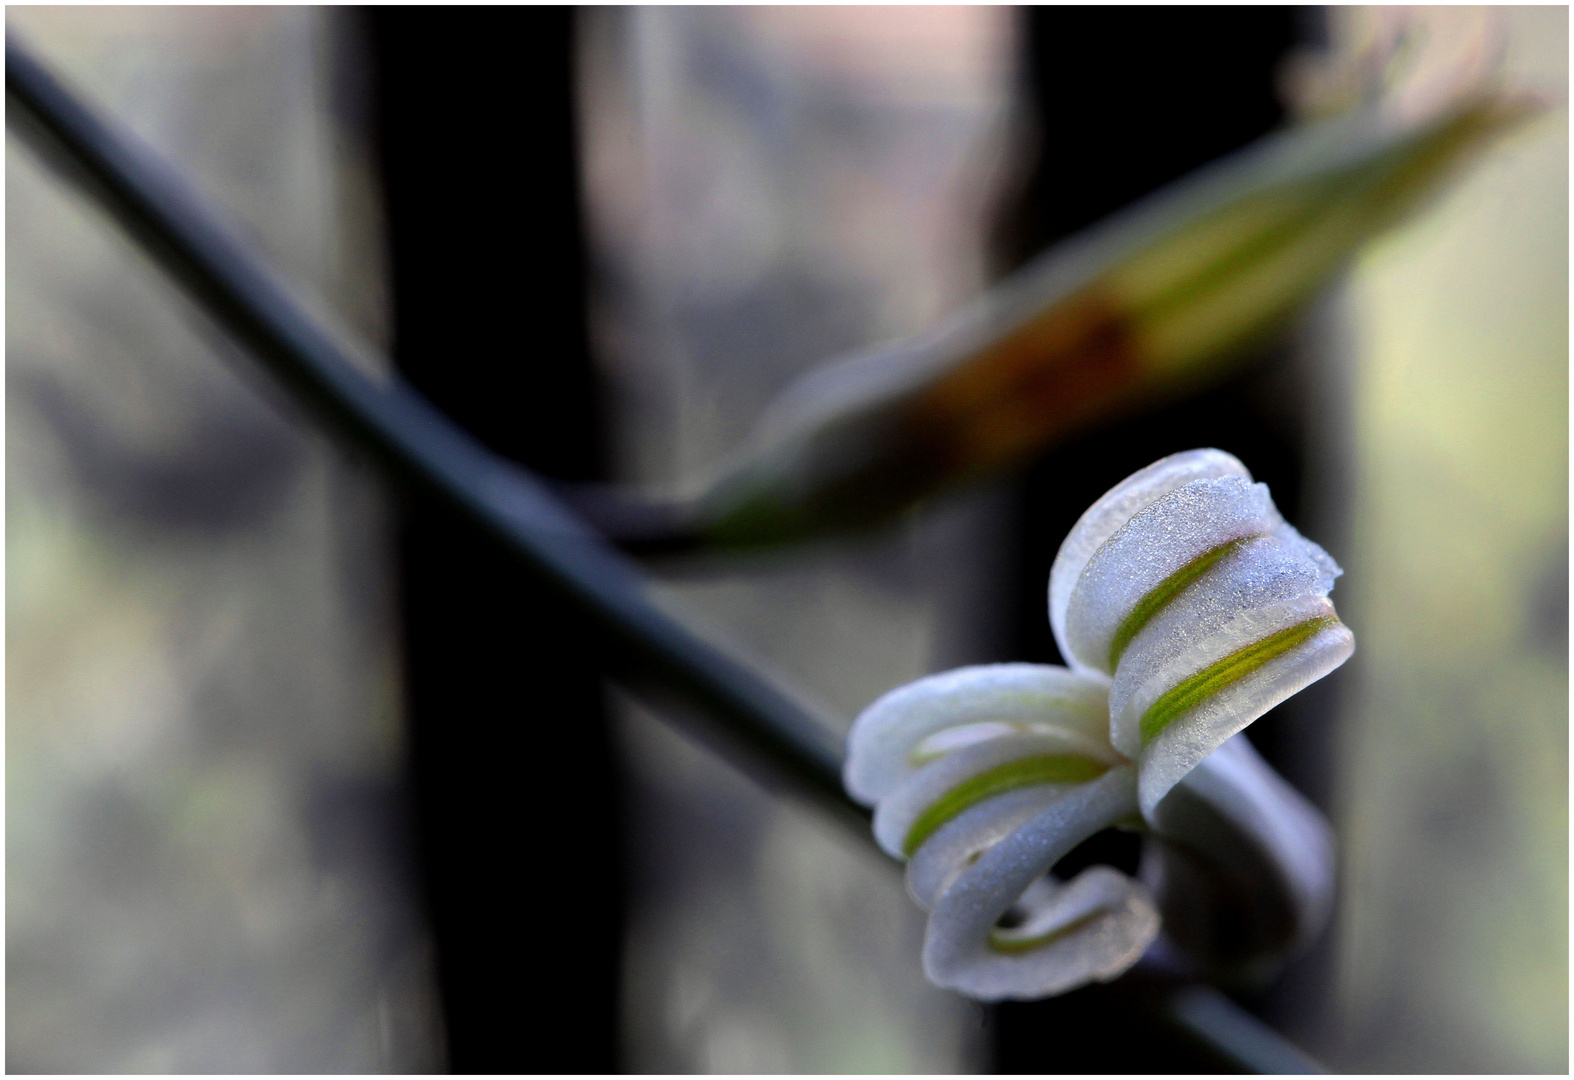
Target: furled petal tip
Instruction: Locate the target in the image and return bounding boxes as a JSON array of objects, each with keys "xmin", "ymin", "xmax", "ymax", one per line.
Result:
[
  {"xmin": 845, "ymin": 665, "xmax": 1159, "ymax": 1001},
  {"xmin": 1146, "ymin": 732, "xmax": 1337, "ymax": 977},
  {"xmin": 1049, "ymin": 449, "xmax": 1353, "ymax": 819},
  {"xmin": 845, "ymin": 450, "xmax": 1350, "ymax": 1001}
]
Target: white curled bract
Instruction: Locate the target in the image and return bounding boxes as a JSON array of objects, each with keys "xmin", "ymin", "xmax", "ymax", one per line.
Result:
[
  {"xmin": 845, "ymin": 665, "xmax": 1159, "ymax": 1001},
  {"xmin": 1049, "ymin": 448, "xmax": 1354, "ymax": 819},
  {"xmin": 844, "ymin": 450, "xmax": 1352, "ymax": 1001}
]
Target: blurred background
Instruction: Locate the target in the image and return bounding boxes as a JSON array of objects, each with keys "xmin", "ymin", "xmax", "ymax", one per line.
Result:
[{"xmin": 6, "ymin": 5, "xmax": 1566, "ymax": 1073}]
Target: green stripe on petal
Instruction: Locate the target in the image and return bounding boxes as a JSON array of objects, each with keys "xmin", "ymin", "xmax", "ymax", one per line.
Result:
[
  {"xmin": 1107, "ymin": 535, "xmax": 1258, "ymax": 670},
  {"xmin": 1140, "ymin": 616, "xmax": 1339, "ymax": 744},
  {"xmin": 902, "ymin": 754, "xmax": 1109, "ymax": 857},
  {"xmin": 987, "ymin": 909, "xmax": 1107, "ymax": 955}
]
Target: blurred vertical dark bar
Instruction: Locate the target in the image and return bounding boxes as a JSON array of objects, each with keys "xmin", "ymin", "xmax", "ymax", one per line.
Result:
[
  {"xmin": 367, "ymin": 7, "xmax": 620, "ymax": 1072},
  {"xmin": 992, "ymin": 7, "xmax": 1324, "ymax": 1073}
]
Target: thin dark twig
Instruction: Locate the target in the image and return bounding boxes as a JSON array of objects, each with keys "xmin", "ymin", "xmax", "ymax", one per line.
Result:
[
  {"xmin": 557, "ymin": 482, "xmax": 710, "ymax": 558},
  {"xmin": 5, "ymin": 34, "xmax": 854, "ymax": 833},
  {"xmin": 1162, "ymin": 984, "xmax": 1325, "ymax": 1074},
  {"xmin": 5, "ymin": 36, "xmax": 1323, "ymax": 1074}
]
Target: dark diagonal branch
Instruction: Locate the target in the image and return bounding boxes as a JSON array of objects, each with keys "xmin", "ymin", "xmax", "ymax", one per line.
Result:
[{"xmin": 6, "ymin": 33, "xmax": 853, "ymax": 831}]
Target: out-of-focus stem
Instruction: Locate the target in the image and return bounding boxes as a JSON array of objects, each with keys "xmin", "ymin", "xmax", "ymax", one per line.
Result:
[{"xmin": 675, "ymin": 92, "xmax": 1534, "ymax": 552}]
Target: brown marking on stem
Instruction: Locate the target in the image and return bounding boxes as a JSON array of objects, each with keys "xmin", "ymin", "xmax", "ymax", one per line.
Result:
[
  {"xmin": 909, "ymin": 286, "xmax": 1146, "ymax": 479},
  {"xmin": 796, "ymin": 287, "xmax": 1144, "ymax": 533}
]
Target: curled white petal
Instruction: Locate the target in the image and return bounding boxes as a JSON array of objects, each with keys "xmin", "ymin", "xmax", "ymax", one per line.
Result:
[
  {"xmin": 905, "ymin": 784, "xmax": 1070, "ymax": 909},
  {"xmin": 1048, "ymin": 450, "xmax": 1354, "ymax": 822},
  {"xmin": 1064, "ymin": 474, "xmax": 1281, "ymax": 674},
  {"xmin": 921, "ymin": 767, "xmax": 1159, "ymax": 1001},
  {"xmin": 1048, "ymin": 448, "xmax": 1250, "ymax": 665},
  {"xmin": 1125, "ymin": 596, "xmax": 1353, "ymax": 819},
  {"xmin": 1138, "ymin": 734, "xmax": 1336, "ymax": 981},
  {"xmin": 873, "ymin": 731, "xmax": 1092, "ymax": 860},
  {"xmin": 847, "ymin": 666, "xmax": 1159, "ymax": 999},
  {"xmin": 843, "ymin": 663, "xmax": 1116, "ymax": 808},
  {"xmin": 1108, "ymin": 533, "xmax": 1325, "ymax": 745},
  {"xmin": 1167, "ymin": 733, "xmax": 1336, "ymax": 952}
]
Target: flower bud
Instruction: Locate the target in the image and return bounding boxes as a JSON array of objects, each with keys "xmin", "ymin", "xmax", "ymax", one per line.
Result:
[{"xmin": 691, "ymin": 96, "xmax": 1529, "ymax": 552}]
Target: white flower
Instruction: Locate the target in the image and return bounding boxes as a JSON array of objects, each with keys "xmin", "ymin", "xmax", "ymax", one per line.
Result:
[{"xmin": 844, "ymin": 450, "xmax": 1352, "ymax": 1001}]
